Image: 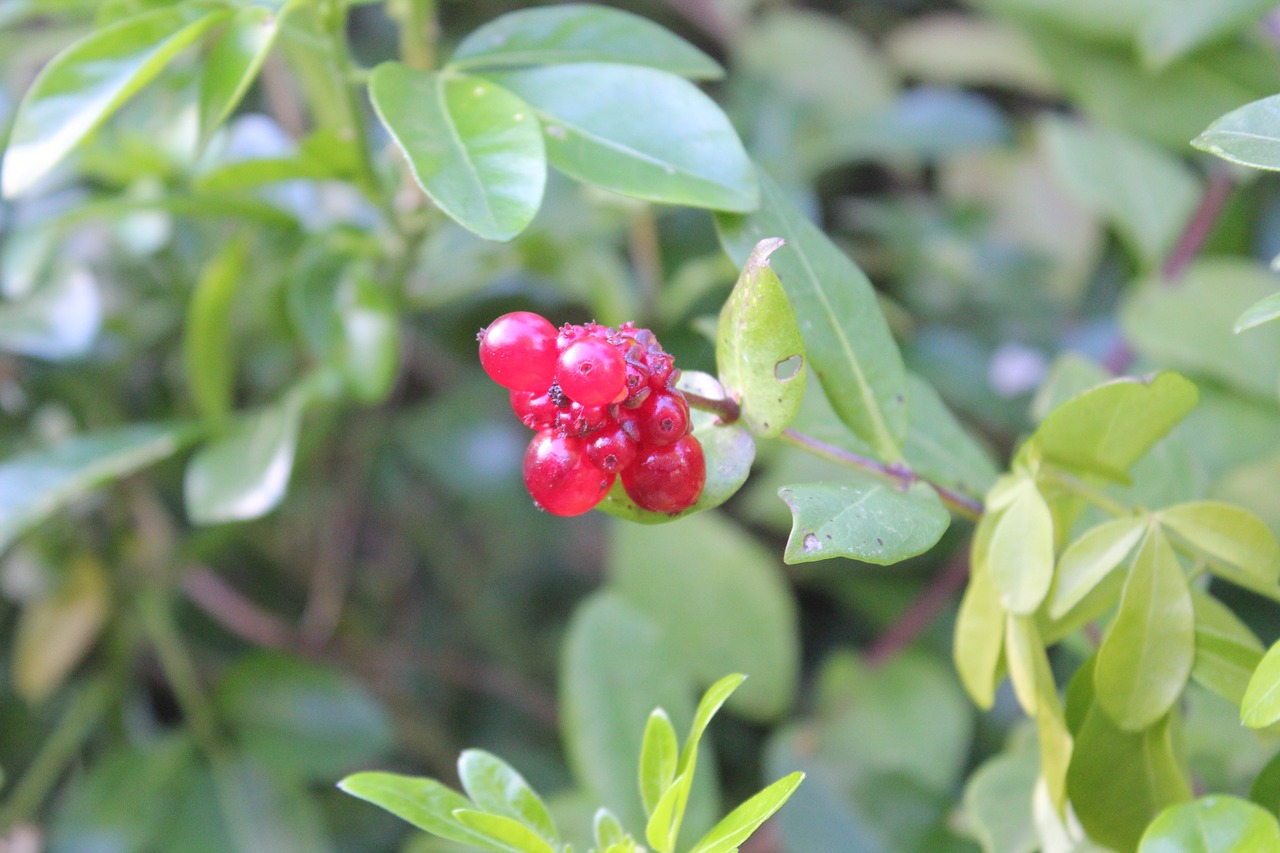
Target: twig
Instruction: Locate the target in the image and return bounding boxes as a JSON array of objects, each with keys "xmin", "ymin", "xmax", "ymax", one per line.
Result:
[
  {"xmin": 865, "ymin": 550, "xmax": 971, "ymax": 666},
  {"xmin": 1161, "ymin": 168, "xmax": 1235, "ymax": 282}
]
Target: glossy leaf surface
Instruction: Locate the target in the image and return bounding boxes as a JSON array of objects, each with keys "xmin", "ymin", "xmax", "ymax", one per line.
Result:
[{"xmin": 1138, "ymin": 796, "xmax": 1280, "ymax": 853}]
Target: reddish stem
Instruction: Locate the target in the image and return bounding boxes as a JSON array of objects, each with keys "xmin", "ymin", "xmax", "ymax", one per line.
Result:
[{"xmin": 865, "ymin": 550, "xmax": 971, "ymax": 667}]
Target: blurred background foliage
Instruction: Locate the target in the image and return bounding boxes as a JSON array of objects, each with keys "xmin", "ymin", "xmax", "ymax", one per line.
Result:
[{"xmin": 2, "ymin": 0, "xmax": 1280, "ymax": 851}]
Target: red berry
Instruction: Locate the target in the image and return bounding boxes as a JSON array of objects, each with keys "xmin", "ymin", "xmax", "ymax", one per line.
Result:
[
  {"xmin": 523, "ymin": 431, "xmax": 615, "ymax": 516},
  {"xmin": 637, "ymin": 391, "xmax": 690, "ymax": 446},
  {"xmin": 556, "ymin": 337, "xmax": 627, "ymax": 407},
  {"xmin": 648, "ymin": 354, "xmax": 674, "ymax": 389},
  {"xmin": 479, "ymin": 312, "xmax": 558, "ymax": 392},
  {"xmin": 555, "ymin": 402, "xmax": 609, "ymax": 437},
  {"xmin": 510, "ymin": 390, "xmax": 557, "ymax": 430},
  {"xmin": 621, "ymin": 436, "xmax": 706, "ymax": 514},
  {"xmin": 586, "ymin": 425, "xmax": 638, "ymax": 473}
]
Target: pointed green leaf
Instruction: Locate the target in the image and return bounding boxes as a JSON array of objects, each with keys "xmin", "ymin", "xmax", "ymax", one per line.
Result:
[
  {"xmin": 198, "ymin": 5, "xmax": 280, "ymax": 147},
  {"xmin": 687, "ymin": 772, "xmax": 805, "ymax": 853},
  {"xmin": 954, "ymin": 516, "xmax": 1005, "ymax": 709},
  {"xmin": 987, "ymin": 478, "xmax": 1054, "ymax": 615},
  {"xmin": 1159, "ymin": 501, "xmax": 1280, "ymax": 591},
  {"xmin": 1191, "ymin": 590, "xmax": 1264, "ymax": 707},
  {"xmin": 449, "ymin": 4, "xmax": 723, "ymax": 79},
  {"xmin": 777, "ymin": 476, "xmax": 949, "ymax": 566},
  {"xmin": 337, "ymin": 772, "xmax": 493, "ymax": 848},
  {"xmin": 1242, "ymin": 638, "xmax": 1280, "ymax": 728},
  {"xmin": 1138, "ymin": 795, "xmax": 1280, "ymax": 852},
  {"xmin": 457, "ymin": 750, "xmax": 557, "ymax": 845},
  {"xmin": 184, "ymin": 391, "xmax": 306, "ymax": 525},
  {"xmin": 184, "ymin": 234, "xmax": 247, "ymax": 421},
  {"xmin": 1234, "ymin": 292, "xmax": 1280, "ymax": 333},
  {"xmin": 593, "ymin": 808, "xmax": 628, "ymax": 848},
  {"xmin": 716, "ymin": 237, "xmax": 806, "ymax": 438},
  {"xmin": 452, "ymin": 810, "xmax": 557, "ymax": 853},
  {"xmin": 1094, "ymin": 529, "xmax": 1195, "ymax": 731},
  {"xmin": 1024, "ymin": 371, "xmax": 1199, "ymax": 478},
  {"xmin": 1050, "ymin": 516, "xmax": 1147, "ymax": 619},
  {"xmin": 484, "ymin": 64, "xmax": 757, "ymax": 212},
  {"xmin": 639, "ymin": 709, "xmax": 679, "ymax": 817},
  {"xmin": 369, "ymin": 63, "xmax": 546, "ymax": 241},
  {"xmin": 0, "ymin": 423, "xmax": 193, "ymax": 555},
  {"xmin": 646, "ymin": 770, "xmax": 690, "ymax": 853},
  {"xmin": 2, "ymin": 6, "xmax": 230, "ymax": 197},
  {"xmin": 1194, "ymin": 94, "xmax": 1280, "ymax": 171},
  {"xmin": 684, "ymin": 674, "xmax": 747, "ymax": 774},
  {"xmin": 717, "ymin": 171, "xmax": 908, "ymax": 459}
]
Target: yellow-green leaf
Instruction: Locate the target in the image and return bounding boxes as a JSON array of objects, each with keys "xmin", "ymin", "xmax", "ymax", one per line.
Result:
[{"xmin": 987, "ymin": 477, "xmax": 1054, "ymax": 614}]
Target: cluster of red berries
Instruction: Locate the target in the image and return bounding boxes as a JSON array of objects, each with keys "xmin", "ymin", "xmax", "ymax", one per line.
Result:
[{"xmin": 478, "ymin": 312, "xmax": 706, "ymax": 516}]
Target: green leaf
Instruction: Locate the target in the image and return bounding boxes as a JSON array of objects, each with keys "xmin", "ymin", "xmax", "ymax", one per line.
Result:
[
  {"xmin": 0, "ymin": 422, "xmax": 192, "ymax": 554},
  {"xmin": 961, "ymin": 738, "xmax": 1040, "ymax": 853},
  {"xmin": 611, "ymin": 514, "xmax": 798, "ymax": 721},
  {"xmin": 954, "ymin": 517, "xmax": 1006, "ymax": 709},
  {"xmin": 452, "ymin": 810, "xmax": 557, "ymax": 853},
  {"xmin": 1139, "ymin": 0, "xmax": 1277, "ymax": 69},
  {"xmin": 1158, "ymin": 501, "xmax": 1280, "ymax": 591},
  {"xmin": 1, "ymin": 6, "xmax": 230, "ymax": 197},
  {"xmin": 717, "ymin": 170, "xmax": 909, "ymax": 459},
  {"xmin": 449, "ymin": 4, "xmax": 723, "ymax": 79},
  {"xmin": 777, "ymin": 476, "xmax": 949, "ymax": 566},
  {"xmin": 13, "ymin": 556, "xmax": 109, "ymax": 703},
  {"xmin": 1242, "ymin": 638, "xmax": 1280, "ymax": 727},
  {"xmin": 884, "ymin": 14, "xmax": 1057, "ymax": 96},
  {"xmin": 1250, "ymin": 751, "xmax": 1280, "ymax": 817},
  {"xmin": 1067, "ymin": 705, "xmax": 1192, "ymax": 853},
  {"xmin": 901, "ymin": 374, "xmax": 999, "ymax": 498},
  {"xmin": 986, "ymin": 477, "xmax": 1054, "ymax": 615},
  {"xmin": 0, "ymin": 269, "xmax": 101, "ymax": 360},
  {"xmin": 1234, "ymin": 292, "xmax": 1280, "ymax": 333},
  {"xmin": 597, "ymin": 372, "xmax": 754, "ymax": 523},
  {"xmin": 1190, "ymin": 590, "xmax": 1264, "ymax": 707},
  {"xmin": 184, "ymin": 390, "xmax": 306, "ymax": 525},
  {"xmin": 201, "ymin": 757, "xmax": 334, "ymax": 853},
  {"xmin": 198, "ymin": 5, "xmax": 280, "ymax": 148},
  {"xmin": 369, "ymin": 63, "xmax": 546, "ymax": 242},
  {"xmin": 338, "ymin": 772, "xmax": 493, "ymax": 848},
  {"xmin": 183, "ymin": 233, "xmax": 247, "ymax": 421},
  {"xmin": 338, "ymin": 275, "xmax": 401, "ymax": 405},
  {"xmin": 1122, "ymin": 261, "xmax": 1280, "ymax": 400},
  {"xmin": 1194, "ymin": 94, "xmax": 1280, "ymax": 171},
  {"xmin": 1138, "ymin": 796, "xmax": 1280, "ymax": 852},
  {"xmin": 1094, "ymin": 529, "xmax": 1195, "ymax": 731},
  {"xmin": 686, "ymin": 772, "xmax": 805, "ymax": 853},
  {"xmin": 1024, "ymin": 371, "xmax": 1199, "ymax": 478},
  {"xmin": 716, "ymin": 237, "xmax": 807, "ymax": 438},
  {"xmin": 1041, "ymin": 116, "xmax": 1199, "ymax": 269},
  {"xmin": 215, "ymin": 652, "xmax": 393, "ymax": 782},
  {"xmin": 457, "ymin": 750, "xmax": 557, "ymax": 845},
  {"xmin": 484, "ymin": 64, "xmax": 757, "ymax": 212},
  {"xmin": 639, "ymin": 710, "xmax": 679, "ymax": 817},
  {"xmin": 1049, "ymin": 516, "xmax": 1148, "ymax": 619},
  {"xmin": 594, "ymin": 808, "xmax": 628, "ymax": 848}
]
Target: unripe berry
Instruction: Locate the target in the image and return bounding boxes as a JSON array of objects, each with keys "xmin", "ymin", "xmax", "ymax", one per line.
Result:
[
  {"xmin": 478, "ymin": 312, "xmax": 558, "ymax": 392},
  {"xmin": 637, "ymin": 390, "xmax": 690, "ymax": 446},
  {"xmin": 556, "ymin": 337, "xmax": 627, "ymax": 407},
  {"xmin": 621, "ymin": 436, "xmax": 706, "ymax": 514},
  {"xmin": 523, "ymin": 431, "xmax": 614, "ymax": 516}
]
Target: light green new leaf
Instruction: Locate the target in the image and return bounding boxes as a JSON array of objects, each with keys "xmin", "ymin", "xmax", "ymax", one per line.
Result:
[
  {"xmin": 1190, "ymin": 590, "xmax": 1264, "ymax": 707},
  {"xmin": 1159, "ymin": 501, "xmax": 1280, "ymax": 591},
  {"xmin": 0, "ymin": 423, "xmax": 193, "ymax": 555},
  {"xmin": 594, "ymin": 808, "xmax": 628, "ymax": 848},
  {"xmin": 198, "ymin": 5, "xmax": 280, "ymax": 148},
  {"xmin": 1138, "ymin": 0, "xmax": 1276, "ymax": 69},
  {"xmin": 1041, "ymin": 117, "xmax": 1199, "ymax": 269},
  {"xmin": 184, "ymin": 234, "xmax": 247, "ymax": 421},
  {"xmin": 1234, "ymin": 292, "xmax": 1280, "ymax": 334},
  {"xmin": 777, "ymin": 476, "xmax": 949, "ymax": 566},
  {"xmin": 717, "ymin": 171, "xmax": 909, "ymax": 459},
  {"xmin": 2, "ymin": 6, "xmax": 230, "ymax": 197},
  {"xmin": 1242, "ymin": 639, "xmax": 1280, "ymax": 728},
  {"xmin": 1194, "ymin": 94, "xmax": 1280, "ymax": 171},
  {"xmin": 686, "ymin": 772, "xmax": 805, "ymax": 853},
  {"xmin": 954, "ymin": 516, "xmax": 1005, "ymax": 709},
  {"xmin": 639, "ymin": 710, "xmax": 679, "ymax": 817},
  {"xmin": 1094, "ymin": 530, "xmax": 1195, "ymax": 731},
  {"xmin": 449, "ymin": 4, "xmax": 723, "ymax": 79},
  {"xmin": 338, "ymin": 276, "xmax": 401, "ymax": 405},
  {"xmin": 987, "ymin": 478, "xmax": 1054, "ymax": 615},
  {"xmin": 1024, "ymin": 371, "xmax": 1199, "ymax": 479},
  {"xmin": 369, "ymin": 64, "xmax": 546, "ymax": 242},
  {"xmin": 452, "ymin": 810, "xmax": 557, "ymax": 853},
  {"xmin": 961, "ymin": 738, "xmax": 1040, "ymax": 853},
  {"xmin": 1004, "ymin": 614, "xmax": 1043, "ymax": 716},
  {"xmin": 337, "ymin": 772, "xmax": 491, "ymax": 848},
  {"xmin": 716, "ymin": 238, "xmax": 806, "ymax": 438},
  {"xmin": 457, "ymin": 751, "xmax": 557, "ymax": 845},
  {"xmin": 1138, "ymin": 796, "xmax": 1280, "ymax": 853},
  {"xmin": 184, "ymin": 391, "xmax": 306, "ymax": 525},
  {"xmin": 1067, "ymin": 706, "xmax": 1192, "ymax": 853},
  {"xmin": 1050, "ymin": 516, "xmax": 1148, "ymax": 619},
  {"xmin": 484, "ymin": 64, "xmax": 757, "ymax": 212}
]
